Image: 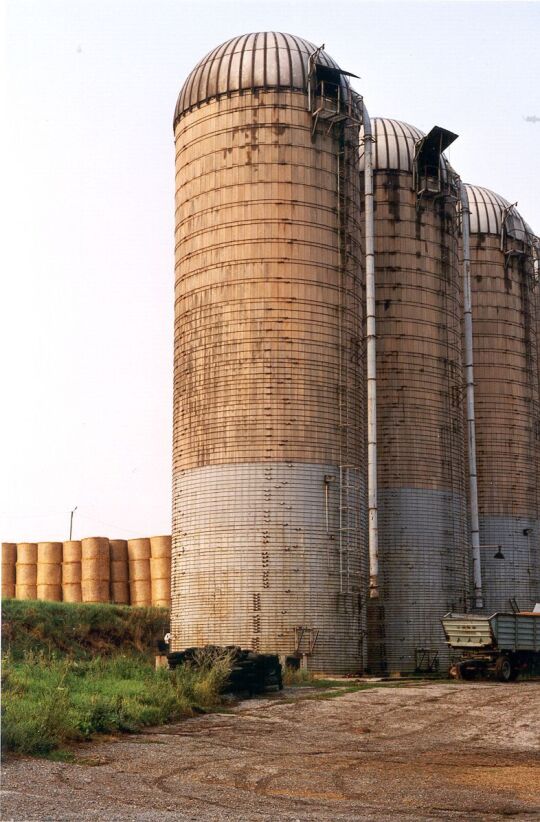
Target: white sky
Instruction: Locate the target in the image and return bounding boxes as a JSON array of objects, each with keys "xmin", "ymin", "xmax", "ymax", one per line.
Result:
[{"xmin": 2, "ymin": 0, "xmax": 539, "ymax": 542}]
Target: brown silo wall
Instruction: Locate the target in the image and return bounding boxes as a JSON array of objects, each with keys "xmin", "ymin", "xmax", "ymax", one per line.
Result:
[
  {"xmin": 110, "ymin": 539, "xmax": 130, "ymax": 604},
  {"xmin": 15, "ymin": 543, "xmax": 37, "ymax": 599},
  {"xmin": 2, "ymin": 543, "xmax": 17, "ymax": 598},
  {"xmin": 364, "ymin": 169, "xmax": 468, "ymax": 673},
  {"xmin": 127, "ymin": 538, "xmax": 151, "ymax": 607},
  {"xmin": 81, "ymin": 537, "xmax": 110, "ymax": 603},
  {"xmin": 36, "ymin": 542, "xmax": 63, "ymax": 601},
  {"xmin": 173, "ymin": 90, "xmax": 366, "ymax": 673},
  {"xmin": 470, "ymin": 235, "xmax": 540, "ymax": 611},
  {"xmin": 62, "ymin": 540, "xmax": 82, "ymax": 603},
  {"xmin": 150, "ymin": 535, "xmax": 171, "ymax": 608}
]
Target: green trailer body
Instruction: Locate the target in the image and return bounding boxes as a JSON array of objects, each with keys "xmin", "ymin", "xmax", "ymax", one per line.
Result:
[{"xmin": 442, "ymin": 611, "xmax": 540, "ymax": 681}]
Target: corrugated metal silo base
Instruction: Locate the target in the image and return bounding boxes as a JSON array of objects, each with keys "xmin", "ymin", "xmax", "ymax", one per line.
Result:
[
  {"xmin": 172, "ymin": 462, "xmax": 366, "ymax": 674},
  {"xmin": 368, "ymin": 488, "xmax": 468, "ymax": 675},
  {"xmin": 480, "ymin": 517, "xmax": 539, "ymax": 613}
]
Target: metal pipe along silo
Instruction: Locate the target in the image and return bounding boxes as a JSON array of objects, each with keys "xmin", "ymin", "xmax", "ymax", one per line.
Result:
[
  {"xmin": 172, "ymin": 33, "xmax": 367, "ymax": 672},
  {"xmin": 359, "ymin": 118, "xmax": 470, "ymax": 674},
  {"xmin": 463, "ymin": 185, "xmax": 540, "ymax": 612}
]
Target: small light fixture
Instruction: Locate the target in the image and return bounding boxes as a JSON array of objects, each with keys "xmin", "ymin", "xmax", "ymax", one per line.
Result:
[{"xmin": 494, "ymin": 546, "xmax": 505, "ymax": 560}]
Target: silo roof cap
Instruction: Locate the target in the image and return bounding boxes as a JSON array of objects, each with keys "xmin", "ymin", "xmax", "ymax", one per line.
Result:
[
  {"xmin": 464, "ymin": 184, "xmax": 534, "ymax": 244},
  {"xmin": 359, "ymin": 117, "xmax": 455, "ymax": 178},
  {"xmin": 174, "ymin": 32, "xmax": 351, "ymax": 126}
]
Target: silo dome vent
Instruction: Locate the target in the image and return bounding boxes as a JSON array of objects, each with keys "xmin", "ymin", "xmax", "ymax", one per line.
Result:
[
  {"xmin": 464, "ymin": 184, "xmax": 534, "ymax": 245},
  {"xmin": 174, "ymin": 32, "xmax": 353, "ymax": 126},
  {"xmin": 359, "ymin": 117, "xmax": 458, "ymax": 192}
]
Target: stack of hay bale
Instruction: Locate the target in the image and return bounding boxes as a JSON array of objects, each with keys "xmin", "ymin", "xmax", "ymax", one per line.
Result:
[
  {"xmin": 62, "ymin": 541, "xmax": 82, "ymax": 602},
  {"xmin": 15, "ymin": 543, "xmax": 37, "ymax": 600},
  {"xmin": 110, "ymin": 539, "xmax": 130, "ymax": 604},
  {"xmin": 3, "ymin": 534, "xmax": 172, "ymax": 607},
  {"xmin": 81, "ymin": 537, "xmax": 110, "ymax": 603},
  {"xmin": 37, "ymin": 542, "xmax": 62, "ymax": 601}
]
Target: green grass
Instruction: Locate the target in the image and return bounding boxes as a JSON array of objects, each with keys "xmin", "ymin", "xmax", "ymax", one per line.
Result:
[
  {"xmin": 1, "ymin": 598, "xmax": 169, "ymax": 660},
  {"xmin": 1, "ymin": 650, "xmax": 232, "ymax": 756},
  {"xmin": 1, "ymin": 599, "xmax": 232, "ymax": 756}
]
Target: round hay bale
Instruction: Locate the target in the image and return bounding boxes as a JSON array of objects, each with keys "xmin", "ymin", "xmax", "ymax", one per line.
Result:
[
  {"xmin": 37, "ymin": 542, "xmax": 62, "ymax": 565},
  {"xmin": 149, "ymin": 535, "xmax": 171, "ymax": 559},
  {"xmin": 110, "ymin": 580, "xmax": 130, "ymax": 604},
  {"xmin": 36, "ymin": 542, "xmax": 62, "ymax": 601},
  {"xmin": 16, "ymin": 563, "xmax": 37, "ymax": 585},
  {"xmin": 111, "ymin": 558, "xmax": 128, "ymax": 582},
  {"xmin": 2, "ymin": 567, "xmax": 16, "ymax": 598},
  {"xmin": 63, "ymin": 540, "xmax": 81, "ymax": 563},
  {"xmin": 129, "ymin": 558, "xmax": 151, "ymax": 582},
  {"xmin": 37, "ymin": 562, "xmax": 62, "ymax": 585},
  {"xmin": 129, "ymin": 579, "xmax": 152, "ymax": 607},
  {"xmin": 62, "ymin": 562, "xmax": 82, "ymax": 584},
  {"xmin": 81, "ymin": 537, "xmax": 109, "ymax": 561},
  {"xmin": 37, "ymin": 583, "xmax": 63, "ymax": 602},
  {"xmin": 81, "ymin": 537, "xmax": 110, "ymax": 603},
  {"xmin": 127, "ymin": 538, "xmax": 151, "ymax": 562},
  {"xmin": 62, "ymin": 583, "xmax": 82, "ymax": 603},
  {"xmin": 17, "ymin": 542, "xmax": 37, "ymax": 565},
  {"xmin": 15, "ymin": 584, "xmax": 37, "ymax": 600}
]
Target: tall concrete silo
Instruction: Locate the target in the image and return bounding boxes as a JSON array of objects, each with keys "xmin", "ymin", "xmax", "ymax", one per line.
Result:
[
  {"xmin": 172, "ymin": 33, "xmax": 367, "ymax": 672},
  {"xmin": 464, "ymin": 185, "xmax": 539, "ymax": 612},
  {"xmin": 359, "ymin": 118, "xmax": 469, "ymax": 674}
]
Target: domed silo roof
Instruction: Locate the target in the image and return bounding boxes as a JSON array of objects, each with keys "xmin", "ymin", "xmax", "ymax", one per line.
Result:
[
  {"xmin": 464, "ymin": 184, "xmax": 533, "ymax": 244},
  {"xmin": 359, "ymin": 117, "xmax": 423, "ymax": 171},
  {"xmin": 174, "ymin": 32, "xmax": 350, "ymax": 125},
  {"xmin": 359, "ymin": 117, "xmax": 456, "ymax": 183}
]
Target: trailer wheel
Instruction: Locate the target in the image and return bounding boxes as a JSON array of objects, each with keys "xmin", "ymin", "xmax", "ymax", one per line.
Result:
[{"xmin": 495, "ymin": 656, "xmax": 515, "ymax": 682}]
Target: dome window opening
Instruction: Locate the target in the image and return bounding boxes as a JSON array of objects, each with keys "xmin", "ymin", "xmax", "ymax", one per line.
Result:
[
  {"xmin": 413, "ymin": 125, "xmax": 458, "ymax": 196},
  {"xmin": 307, "ymin": 45, "xmax": 359, "ymax": 132}
]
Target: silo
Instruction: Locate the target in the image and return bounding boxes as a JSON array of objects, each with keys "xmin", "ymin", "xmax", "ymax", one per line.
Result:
[
  {"xmin": 359, "ymin": 118, "xmax": 469, "ymax": 674},
  {"xmin": 464, "ymin": 185, "xmax": 539, "ymax": 612},
  {"xmin": 172, "ymin": 33, "xmax": 366, "ymax": 672}
]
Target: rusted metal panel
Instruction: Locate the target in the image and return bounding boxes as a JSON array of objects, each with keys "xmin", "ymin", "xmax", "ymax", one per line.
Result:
[
  {"xmin": 360, "ymin": 117, "xmax": 469, "ymax": 674},
  {"xmin": 465, "ymin": 184, "xmax": 540, "ymax": 613},
  {"xmin": 172, "ymin": 36, "xmax": 366, "ymax": 673}
]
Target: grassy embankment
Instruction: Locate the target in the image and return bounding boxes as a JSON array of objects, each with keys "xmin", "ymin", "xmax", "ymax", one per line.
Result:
[{"xmin": 1, "ymin": 599, "xmax": 231, "ymax": 756}]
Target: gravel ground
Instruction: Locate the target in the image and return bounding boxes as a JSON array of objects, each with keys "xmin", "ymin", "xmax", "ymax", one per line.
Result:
[{"xmin": 2, "ymin": 681, "xmax": 539, "ymax": 821}]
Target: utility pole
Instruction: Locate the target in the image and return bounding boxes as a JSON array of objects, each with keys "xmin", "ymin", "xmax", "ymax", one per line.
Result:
[{"xmin": 69, "ymin": 506, "xmax": 78, "ymax": 540}]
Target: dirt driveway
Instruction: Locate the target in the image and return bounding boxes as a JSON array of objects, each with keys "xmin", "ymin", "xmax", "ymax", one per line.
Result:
[{"xmin": 2, "ymin": 681, "xmax": 539, "ymax": 821}]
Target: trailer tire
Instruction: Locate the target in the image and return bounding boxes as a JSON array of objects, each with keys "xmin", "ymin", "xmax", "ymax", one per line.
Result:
[{"xmin": 495, "ymin": 655, "xmax": 515, "ymax": 682}]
